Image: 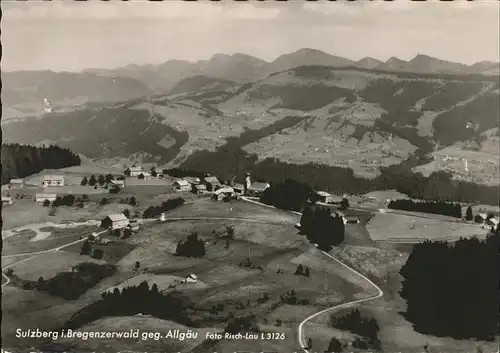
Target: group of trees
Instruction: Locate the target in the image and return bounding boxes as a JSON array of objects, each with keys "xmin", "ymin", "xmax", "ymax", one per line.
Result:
[
  {"xmin": 260, "ymin": 178, "xmax": 314, "ymax": 212},
  {"xmin": 399, "ymin": 234, "xmax": 499, "ymax": 341},
  {"xmin": 388, "ymin": 199, "xmax": 462, "ymax": 218},
  {"xmin": 80, "ymin": 240, "xmax": 105, "ymax": 259},
  {"xmin": 142, "ymin": 197, "xmax": 185, "ymax": 218},
  {"xmin": 300, "ymin": 206, "xmax": 345, "ymax": 251},
  {"xmin": 64, "ymin": 281, "xmax": 191, "ymax": 330},
  {"xmin": 1, "ymin": 143, "xmax": 81, "ymax": 184},
  {"xmin": 329, "ymin": 309, "xmax": 382, "ymax": 350},
  {"xmin": 35, "ymin": 262, "xmax": 116, "ymax": 300},
  {"xmin": 175, "ymin": 232, "xmax": 206, "ymax": 258},
  {"xmin": 43, "ymin": 194, "xmax": 89, "ymax": 208}
]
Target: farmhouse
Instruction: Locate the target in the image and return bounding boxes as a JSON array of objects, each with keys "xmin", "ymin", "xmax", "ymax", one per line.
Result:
[
  {"xmin": 35, "ymin": 193, "xmax": 57, "ymax": 203},
  {"xmin": 125, "ymin": 166, "xmax": 143, "ymax": 177},
  {"xmin": 246, "ymin": 182, "xmax": 270, "ymax": 196},
  {"xmin": 174, "ymin": 180, "xmax": 191, "ymax": 192},
  {"xmin": 233, "ymin": 183, "xmax": 244, "ymax": 195},
  {"xmin": 2, "ymin": 196, "xmax": 13, "ymax": 205},
  {"xmin": 184, "ymin": 274, "xmax": 198, "ymax": 283},
  {"xmin": 100, "ymin": 213, "xmax": 130, "ymax": 230},
  {"xmin": 138, "ymin": 172, "xmax": 152, "ymax": 179},
  {"xmin": 110, "ymin": 180, "xmax": 125, "ymax": 189},
  {"xmin": 203, "ymin": 176, "xmax": 221, "ymax": 191},
  {"xmin": 192, "ymin": 183, "xmax": 207, "ymax": 194},
  {"xmin": 316, "ymin": 191, "xmax": 334, "ymax": 203},
  {"xmin": 42, "ymin": 175, "xmax": 65, "ymax": 187},
  {"xmin": 9, "ymin": 179, "xmax": 24, "ymax": 189},
  {"xmin": 213, "ymin": 187, "xmax": 235, "ymax": 201}
]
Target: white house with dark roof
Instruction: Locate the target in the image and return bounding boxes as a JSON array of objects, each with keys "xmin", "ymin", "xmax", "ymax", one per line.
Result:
[
  {"xmin": 203, "ymin": 176, "xmax": 221, "ymax": 191},
  {"xmin": 42, "ymin": 175, "xmax": 64, "ymax": 187},
  {"xmin": 2, "ymin": 196, "xmax": 13, "ymax": 205},
  {"xmin": 110, "ymin": 180, "xmax": 125, "ymax": 189},
  {"xmin": 100, "ymin": 213, "xmax": 130, "ymax": 230},
  {"xmin": 35, "ymin": 193, "xmax": 57, "ymax": 203},
  {"xmin": 9, "ymin": 179, "xmax": 24, "ymax": 189},
  {"xmin": 247, "ymin": 182, "xmax": 270, "ymax": 196},
  {"xmin": 174, "ymin": 180, "xmax": 191, "ymax": 192},
  {"xmin": 125, "ymin": 166, "xmax": 143, "ymax": 177}
]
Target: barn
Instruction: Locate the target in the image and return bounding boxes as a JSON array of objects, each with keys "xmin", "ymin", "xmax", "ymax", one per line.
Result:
[
  {"xmin": 174, "ymin": 180, "xmax": 191, "ymax": 192},
  {"xmin": 192, "ymin": 183, "xmax": 207, "ymax": 194},
  {"xmin": 247, "ymin": 182, "xmax": 270, "ymax": 196},
  {"xmin": 2, "ymin": 196, "xmax": 13, "ymax": 205},
  {"xmin": 125, "ymin": 166, "xmax": 143, "ymax": 177},
  {"xmin": 42, "ymin": 175, "xmax": 65, "ymax": 187},
  {"xmin": 9, "ymin": 179, "xmax": 24, "ymax": 189},
  {"xmin": 100, "ymin": 213, "xmax": 130, "ymax": 230},
  {"xmin": 203, "ymin": 176, "xmax": 221, "ymax": 191},
  {"xmin": 35, "ymin": 193, "xmax": 57, "ymax": 203}
]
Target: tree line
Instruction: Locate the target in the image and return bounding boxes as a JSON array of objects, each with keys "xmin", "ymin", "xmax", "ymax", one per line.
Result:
[
  {"xmin": 388, "ymin": 199, "xmax": 462, "ymax": 218},
  {"xmin": 178, "ymin": 139, "xmax": 499, "ymax": 206},
  {"xmin": 399, "ymin": 234, "xmax": 499, "ymax": 341},
  {"xmin": 24, "ymin": 262, "xmax": 116, "ymax": 300},
  {"xmin": 63, "ymin": 281, "xmax": 192, "ymax": 330},
  {"xmin": 1, "ymin": 143, "xmax": 81, "ymax": 184},
  {"xmin": 142, "ymin": 197, "xmax": 185, "ymax": 218}
]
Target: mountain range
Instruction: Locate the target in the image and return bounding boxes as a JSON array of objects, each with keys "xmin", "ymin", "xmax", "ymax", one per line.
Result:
[{"xmin": 84, "ymin": 48, "xmax": 499, "ymax": 93}]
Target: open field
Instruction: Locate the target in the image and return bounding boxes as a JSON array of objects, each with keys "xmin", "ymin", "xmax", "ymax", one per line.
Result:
[
  {"xmin": 366, "ymin": 212, "xmax": 487, "ymax": 243},
  {"xmin": 165, "ymin": 198, "xmax": 300, "ymax": 224},
  {"xmin": 1, "ymin": 198, "xmax": 135, "ymax": 229},
  {"xmin": 2, "ymin": 225, "xmax": 97, "ymax": 256},
  {"xmin": 6, "ymin": 250, "xmax": 106, "ymax": 281}
]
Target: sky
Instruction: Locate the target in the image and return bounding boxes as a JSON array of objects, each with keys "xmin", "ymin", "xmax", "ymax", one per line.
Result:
[{"xmin": 2, "ymin": 0, "xmax": 499, "ymax": 72}]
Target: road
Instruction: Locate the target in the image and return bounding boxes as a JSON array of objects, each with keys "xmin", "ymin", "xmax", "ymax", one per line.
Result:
[
  {"xmin": 2, "ymin": 196, "xmax": 384, "ymax": 353},
  {"xmin": 241, "ymin": 197, "xmax": 384, "ymax": 352}
]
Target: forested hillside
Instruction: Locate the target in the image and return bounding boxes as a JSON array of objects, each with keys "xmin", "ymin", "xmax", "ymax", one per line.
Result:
[{"xmin": 1, "ymin": 143, "xmax": 81, "ymax": 184}]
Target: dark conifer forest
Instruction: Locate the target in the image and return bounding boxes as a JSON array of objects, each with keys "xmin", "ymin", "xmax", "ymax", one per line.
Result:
[
  {"xmin": 1, "ymin": 143, "xmax": 81, "ymax": 184},
  {"xmin": 300, "ymin": 205, "xmax": 345, "ymax": 251},
  {"xmin": 399, "ymin": 234, "xmax": 500, "ymax": 341},
  {"xmin": 388, "ymin": 199, "xmax": 462, "ymax": 218}
]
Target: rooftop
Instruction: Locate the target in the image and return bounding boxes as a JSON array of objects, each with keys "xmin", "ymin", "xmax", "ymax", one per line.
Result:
[
  {"xmin": 107, "ymin": 213, "xmax": 129, "ymax": 222},
  {"xmin": 174, "ymin": 180, "xmax": 191, "ymax": 186}
]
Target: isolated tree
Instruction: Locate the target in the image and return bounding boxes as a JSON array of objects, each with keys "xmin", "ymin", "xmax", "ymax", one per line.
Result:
[
  {"xmin": 294, "ymin": 264, "xmax": 304, "ymax": 275},
  {"xmin": 6, "ymin": 268, "xmax": 14, "ymax": 276},
  {"xmin": 88, "ymin": 175, "xmax": 97, "ymax": 186},
  {"xmin": 92, "ymin": 249, "xmax": 104, "ymax": 259},
  {"xmin": 304, "ymin": 267, "xmax": 310, "ymax": 277},
  {"xmin": 38, "ymin": 276, "xmax": 45, "ymax": 286},
  {"xmin": 307, "ymin": 338, "xmax": 313, "ymax": 349},
  {"xmin": 129, "ymin": 196, "xmax": 137, "ymax": 206},
  {"xmin": 105, "ymin": 174, "xmax": 114, "ymax": 183},
  {"xmin": 135, "ymin": 261, "xmax": 141, "ymax": 271},
  {"xmin": 225, "ymin": 226, "xmax": 235, "ymax": 239},
  {"xmin": 123, "ymin": 209, "xmax": 131, "ymax": 218},
  {"xmin": 98, "ymin": 175, "xmax": 106, "ymax": 186},
  {"xmin": 100, "ymin": 197, "xmax": 109, "ymax": 205},
  {"xmin": 151, "ymin": 167, "xmax": 158, "ymax": 177},
  {"xmin": 81, "ymin": 176, "xmax": 88, "ymax": 186},
  {"xmin": 340, "ymin": 198, "xmax": 350, "ymax": 210},
  {"xmin": 124, "ymin": 168, "xmax": 131, "ymax": 177},
  {"xmin": 276, "ymin": 319, "xmax": 282, "ymax": 327},
  {"xmin": 81, "ymin": 194, "xmax": 89, "ymax": 202},
  {"xmin": 123, "ymin": 227, "xmax": 132, "ymax": 239},
  {"xmin": 81, "ymin": 240, "xmax": 92, "ymax": 255},
  {"xmin": 466, "ymin": 206, "xmax": 474, "ymax": 221},
  {"xmin": 43, "ymin": 199, "xmax": 51, "ymax": 207},
  {"xmin": 326, "ymin": 337, "xmax": 343, "ymax": 353},
  {"xmin": 138, "ymin": 173, "xmax": 145, "ymax": 180}
]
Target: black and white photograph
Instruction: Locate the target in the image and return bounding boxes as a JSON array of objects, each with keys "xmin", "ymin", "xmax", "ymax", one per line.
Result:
[{"xmin": 1, "ymin": 1, "xmax": 499, "ymax": 352}]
